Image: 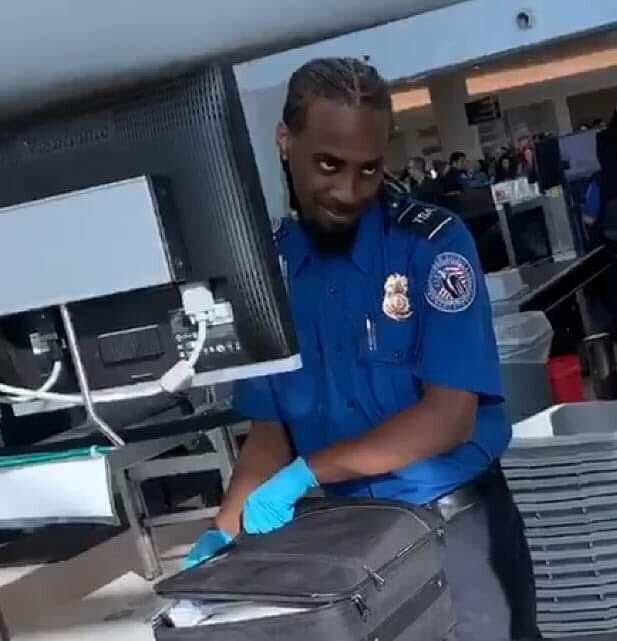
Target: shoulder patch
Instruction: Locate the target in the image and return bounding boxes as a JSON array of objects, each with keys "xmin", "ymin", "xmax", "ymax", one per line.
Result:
[
  {"xmin": 394, "ymin": 202, "xmax": 454, "ymax": 240},
  {"xmin": 425, "ymin": 252, "xmax": 476, "ymax": 313}
]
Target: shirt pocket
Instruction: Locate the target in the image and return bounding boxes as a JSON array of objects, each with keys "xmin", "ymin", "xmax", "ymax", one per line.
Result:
[{"xmin": 355, "ymin": 313, "xmax": 422, "ymax": 420}]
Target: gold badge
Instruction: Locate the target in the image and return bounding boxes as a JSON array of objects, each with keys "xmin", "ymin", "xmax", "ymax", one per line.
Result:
[{"xmin": 383, "ymin": 273, "xmax": 413, "ymax": 321}]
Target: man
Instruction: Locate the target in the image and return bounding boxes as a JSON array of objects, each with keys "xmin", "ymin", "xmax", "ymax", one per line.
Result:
[
  {"xmin": 596, "ymin": 109, "xmax": 617, "ymax": 225},
  {"xmin": 405, "ymin": 156, "xmax": 443, "ymax": 204},
  {"xmin": 442, "ymin": 151, "xmax": 472, "ymax": 192},
  {"xmin": 186, "ymin": 58, "xmax": 538, "ymax": 641},
  {"xmin": 583, "ymin": 171, "xmax": 617, "ymax": 247}
]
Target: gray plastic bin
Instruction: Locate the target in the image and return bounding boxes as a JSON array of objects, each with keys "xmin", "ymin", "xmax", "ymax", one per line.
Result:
[{"xmin": 495, "ymin": 312, "xmax": 554, "ymax": 424}]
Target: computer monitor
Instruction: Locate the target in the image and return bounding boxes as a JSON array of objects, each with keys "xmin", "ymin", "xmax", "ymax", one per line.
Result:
[
  {"xmin": 0, "ymin": 66, "xmax": 298, "ymax": 397},
  {"xmin": 534, "ymin": 137, "xmax": 565, "ymax": 192},
  {"xmin": 559, "ymin": 130, "xmax": 601, "ymax": 181}
]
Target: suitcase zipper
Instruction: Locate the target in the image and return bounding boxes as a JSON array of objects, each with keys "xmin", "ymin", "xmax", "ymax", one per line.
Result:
[
  {"xmin": 293, "ymin": 502, "xmax": 434, "ymax": 534},
  {"xmin": 351, "ymin": 593, "xmax": 371, "ymax": 621},
  {"xmin": 352, "ymin": 536, "xmax": 435, "ymax": 623},
  {"xmin": 363, "ymin": 533, "xmax": 435, "ymax": 591},
  {"xmin": 293, "ymin": 503, "xmax": 441, "ymax": 594},
  {"xmin": 362, "ymin": 566, "xmax": 386, "ymax": 590}
]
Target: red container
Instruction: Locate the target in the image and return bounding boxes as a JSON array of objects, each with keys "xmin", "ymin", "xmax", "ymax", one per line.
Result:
[{"xmin": 548, "ymin": 355, "xmax": 585, "ymax": 403}]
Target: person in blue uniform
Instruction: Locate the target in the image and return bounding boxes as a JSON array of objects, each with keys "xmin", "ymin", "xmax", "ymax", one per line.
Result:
[
  {"xmin": 442, "ymin": 152, "xmax": 473, "ymax": 192},
  {"xmin": 582, "ymin": 174, "xmax": 604, "ymax": 248},
  {"xmin": 187, "ymin": 58, "xmax": 539, "ymax": 641}
]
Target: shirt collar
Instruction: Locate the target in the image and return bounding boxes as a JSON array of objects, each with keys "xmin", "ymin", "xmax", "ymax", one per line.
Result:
[
  {"xmin": 350, "ymin": 201, "xmax": 383, "ymax": 274},
  {"xmin": 279, "ymin": 219, "xmax": 311, "ymax": 278},
  {"xmin": 283, "ymin": 200, "xmax": 383, "ymax": 277}
]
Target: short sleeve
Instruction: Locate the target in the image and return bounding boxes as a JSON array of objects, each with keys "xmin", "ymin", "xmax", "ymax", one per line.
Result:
[
  {"xmin": 232, "ymin": 375, "xmax": 282, "ymax": 422},
  {"xmin": 415, "ymin": 222, "xmax": 503, "ymax": 403},
  {"xmin": 584, "ymin": 180, "xmax": 601, "ymax": 220}
]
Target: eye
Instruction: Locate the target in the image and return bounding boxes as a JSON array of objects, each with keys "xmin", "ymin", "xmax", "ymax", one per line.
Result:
[
  {"xmin": 318, "ymin": 159, "xmax": 337, "ymax": 173},
  {"xmin": 361, "ymin": 166, "xmax": 378, "ymax": 177}
]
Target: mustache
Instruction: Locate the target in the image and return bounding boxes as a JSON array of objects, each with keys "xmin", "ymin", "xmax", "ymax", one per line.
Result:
[{"xmin": 318, "ymin": 201, "xmax": 363, "ymax": 216}]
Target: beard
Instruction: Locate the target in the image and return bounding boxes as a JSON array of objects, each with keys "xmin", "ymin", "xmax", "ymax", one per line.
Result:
[
  {"xmin": 282, "ymin": 159, "xmax": 359, "ymax": 255},
  {"xmin": 297, "ymin": 212, "xmax": 359, "ymax": 255}
]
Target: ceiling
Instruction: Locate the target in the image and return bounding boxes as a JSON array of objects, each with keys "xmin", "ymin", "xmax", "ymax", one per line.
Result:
[
  {"xmin": 0, "ymin": 0, "xmax": 466, "ymax": 117},
  {"xmin": 467, "ymin": 28, "xmax": 617, "ymax": 76},
  {"xmin": 393, "ymin": 27, "xmax": 617, "ymax": 92}
]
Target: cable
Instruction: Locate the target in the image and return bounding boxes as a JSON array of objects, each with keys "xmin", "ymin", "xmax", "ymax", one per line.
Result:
[
  {"xmin": 8, "ymin": 360, "xmax": 63, "ymax": 403},
  {"xmin": 188, "ymin": 319, "xmax": 207, "ymax": 368},
  {"xmin": 159, "ymin": 284, "xmax": 213, "ymax": 394},
  {"xmin": 0, "ymin": 324, "xmax": 204, "ymax": 404},
  {"xmin": 0, "ymin": 283, "xmax": 214, "ymax": 406},
  {"xmin": 38, "ymin": 360, "xmax": 63, "ymax": 393},
  {"xmin": 0, "ymin": 378, "xmax": 162, "ymax": 404},
  {"xmin": 60, "ymin": 303, "xmax": 125, "ymax": 447}
]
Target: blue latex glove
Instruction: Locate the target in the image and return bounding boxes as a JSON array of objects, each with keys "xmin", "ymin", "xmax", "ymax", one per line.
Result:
[
  {"xmin": 183, "ymin": 529, "xmax": 233, "ymax": 570},
  {"xmin": 243, "ymin": 457, "xmax": 318, "ymax": 534}
]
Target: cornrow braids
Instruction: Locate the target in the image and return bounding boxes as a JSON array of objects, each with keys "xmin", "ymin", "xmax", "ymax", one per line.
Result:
[{"xmin": 282, "ymin": 57, "xmax": 393, "ymax": 133}]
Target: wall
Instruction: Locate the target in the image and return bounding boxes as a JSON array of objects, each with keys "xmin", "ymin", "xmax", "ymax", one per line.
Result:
[
  {"xmin": 239, "ymin": 83, "xmax": 289, "ymax": 221},
  {"xmin": 386, "ymin": 131, "xmax": 410, "ymax": 172},
  {"xmin": 568, "ymin": 85, "xmax": 617, "ymax": 128},
  {"xmin": 393, "ymin": 64, "xmax": 617, "ymax": 163},
  {"xmin": 475, "ymin": 64, "xmax": 617, "ymax": 134},
  {"xmin": 394, "ymin": 106, "xmax": 438, "ymax": 160}
]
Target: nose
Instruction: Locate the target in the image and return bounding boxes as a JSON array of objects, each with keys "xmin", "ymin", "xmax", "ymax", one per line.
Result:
[{"xmin": 329, "ymin": 173, "xmax": 361, "ymax": 210}]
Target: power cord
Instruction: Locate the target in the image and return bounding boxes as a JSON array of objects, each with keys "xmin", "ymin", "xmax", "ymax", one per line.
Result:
[
  {"xmin": 4, "ymin": 360, "xmax": 64, "ymax": 403},
  {"xmin": 0, "ymin": 284, "xmax": 215, "ymax": 405},
  {"xmin": 160, "ymin": 283, "xmax": 213, "ymax": 393}
]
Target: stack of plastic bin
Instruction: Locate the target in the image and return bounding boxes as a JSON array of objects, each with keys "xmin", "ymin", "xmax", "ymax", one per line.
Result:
[{"xmin": 503, "ymin": 401, "xmax": 617, "ymax": 640}]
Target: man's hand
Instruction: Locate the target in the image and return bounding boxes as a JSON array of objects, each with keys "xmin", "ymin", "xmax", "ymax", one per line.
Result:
[
  {"xmin": 183, "ymin": 421, "xmax": 292, "ymax": 567},
  {"xmin": 212, "ymin": 421, "xmax": 294, "ymax": 536},
  {"xmin": 183, "ymin": 529, "xmax": 233, "ymax": 569},
  {"xmin": 242, "ymin": 457, "xmax": 318, "ymax": 534}
]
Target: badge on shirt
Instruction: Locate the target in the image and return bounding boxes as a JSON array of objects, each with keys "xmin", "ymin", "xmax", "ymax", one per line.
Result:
[
  {"xmin": 382, "ymin": 273, "xmax": 413, "ymax": 321},
  {"xmin": 426, "ymin": 252, "xmax": 476, "ymax": 313}
]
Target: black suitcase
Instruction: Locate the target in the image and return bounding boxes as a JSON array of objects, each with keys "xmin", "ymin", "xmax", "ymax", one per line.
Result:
[{"xmin": 153, "ymin": 500, "xmax": 454, "ymax": 640}]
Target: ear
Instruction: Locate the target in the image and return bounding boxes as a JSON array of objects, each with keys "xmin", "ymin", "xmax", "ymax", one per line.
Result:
[{"xmin": 276, "ymin": 121, "xmax": 290, "ymax": 161}]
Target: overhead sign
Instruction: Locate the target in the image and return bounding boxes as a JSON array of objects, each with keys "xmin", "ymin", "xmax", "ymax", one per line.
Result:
[{"xmin": 465, "ymin": 95, "xmax": 502, "ymax": 125}]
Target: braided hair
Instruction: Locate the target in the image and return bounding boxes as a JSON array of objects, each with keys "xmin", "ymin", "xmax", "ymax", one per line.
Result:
[{"xmin": 282, "ymin": 57, "xmax": 393, "ymax": 133}]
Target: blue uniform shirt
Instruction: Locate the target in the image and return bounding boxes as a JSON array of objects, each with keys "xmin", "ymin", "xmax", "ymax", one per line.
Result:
[
  {"xmin": 584, "ymin": 178, "xmax": 602, "ymax": 221},
  {"xmin": 233, "ymin": 196, "xmax": 511, "ymax": 505}
]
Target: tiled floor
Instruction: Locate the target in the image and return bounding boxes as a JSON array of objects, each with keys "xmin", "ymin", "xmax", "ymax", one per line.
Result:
[{"xmin": 0, "ymin": 521, "xmax": 206, "ymax": 640}]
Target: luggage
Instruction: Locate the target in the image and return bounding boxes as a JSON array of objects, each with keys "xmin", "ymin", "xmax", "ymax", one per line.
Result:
[{"xmin": 153, "ymin": 499, "xmax": 454, "ymax": 640}]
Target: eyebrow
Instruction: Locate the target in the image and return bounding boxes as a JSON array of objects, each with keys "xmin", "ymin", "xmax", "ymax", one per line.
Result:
[
  {"xmin": 312, "ymin": 152, "xmax": 384, "ymax": 166},
  {"xmin": 362, "ymin": 157, "xmax": 385, "ymax": 167}
]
